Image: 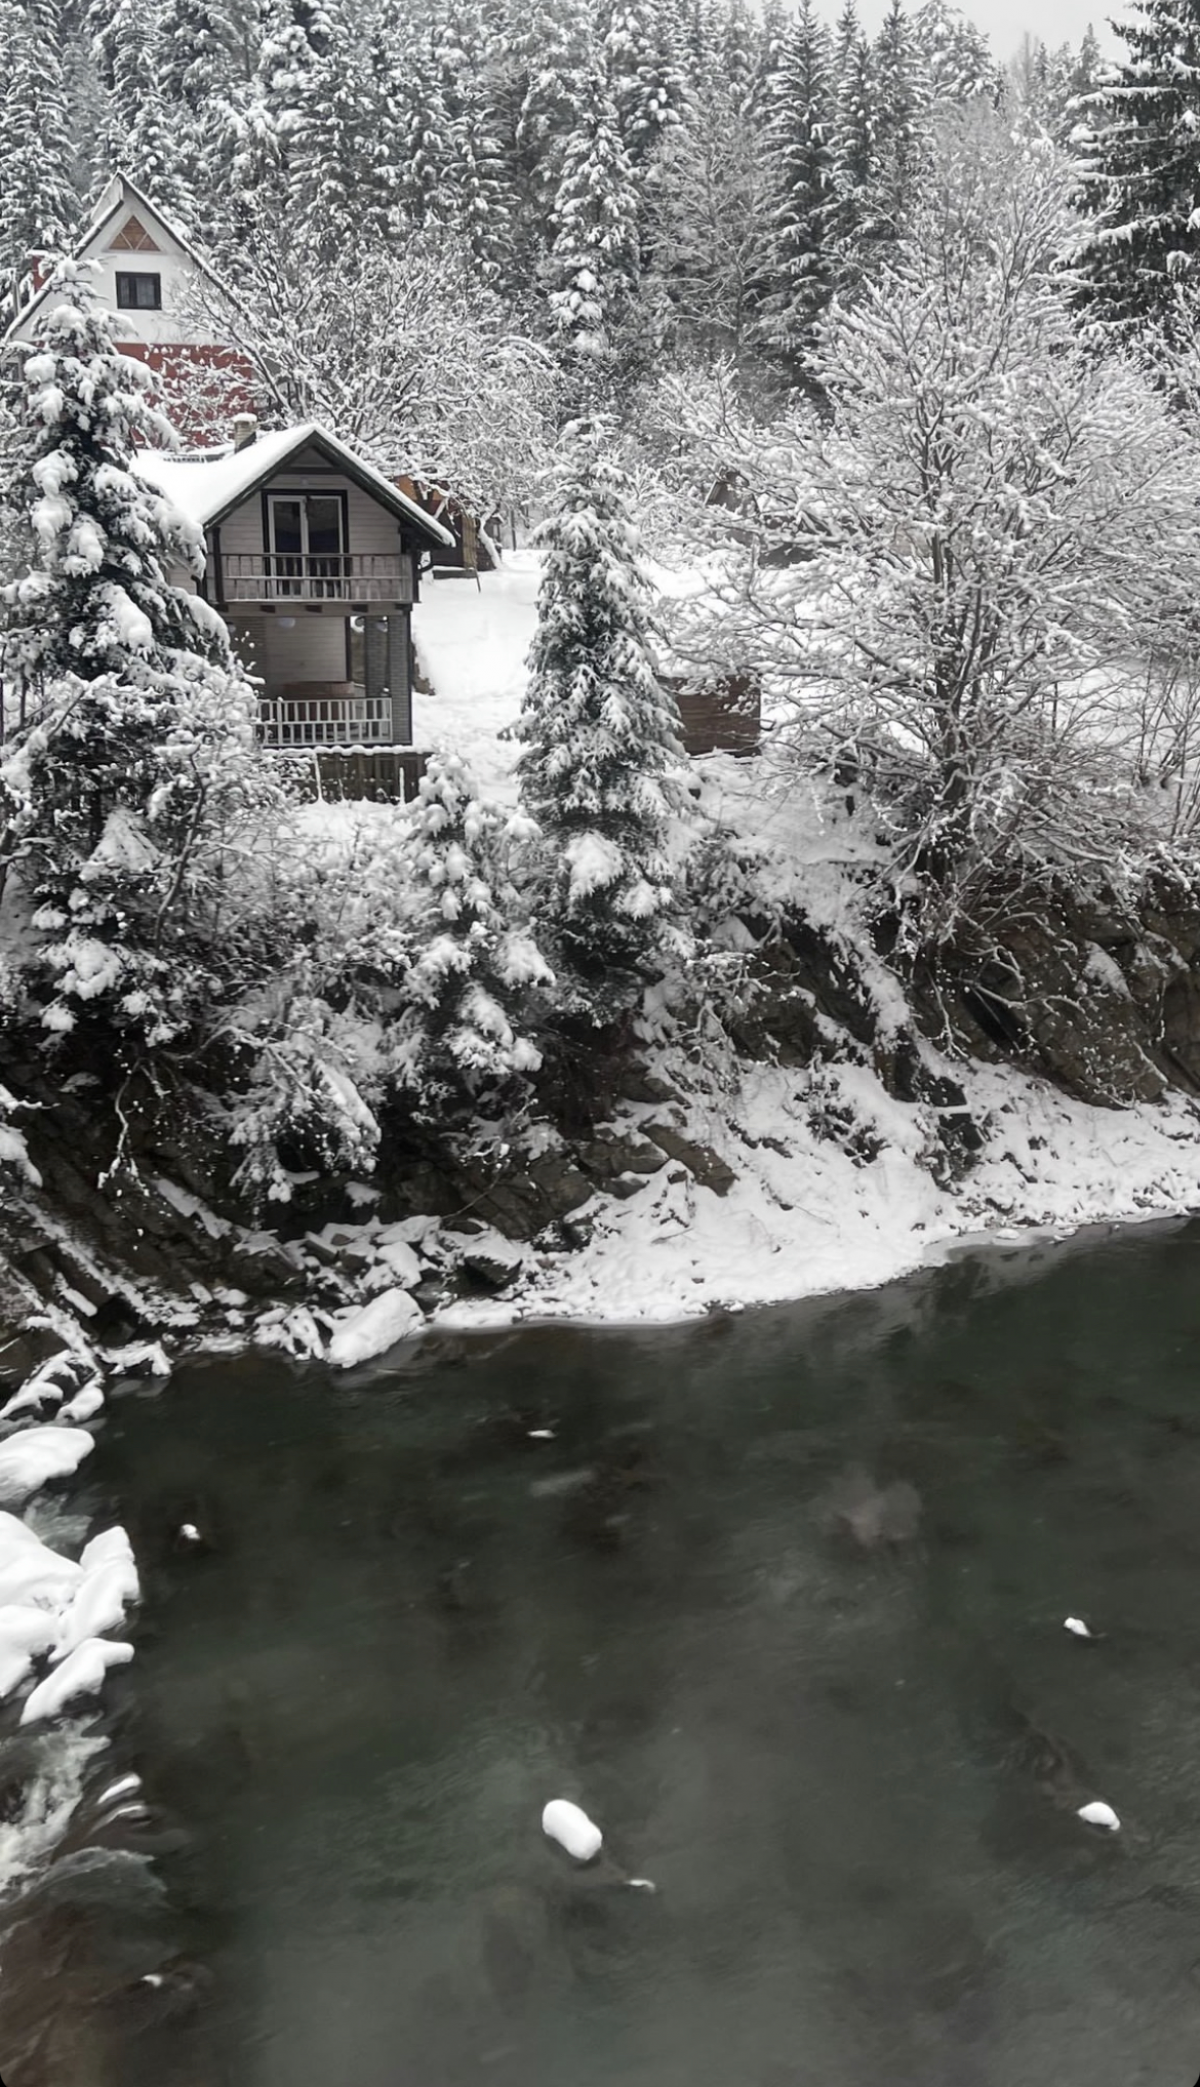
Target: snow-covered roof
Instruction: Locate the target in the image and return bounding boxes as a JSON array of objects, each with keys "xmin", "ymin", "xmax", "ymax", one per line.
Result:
[
  {"xmin": 3, "ymin": 172, "xmax": 246, "ymax": 345},
  {"xmin": 135, "ymin": 424, "xmax": 456, "ymax": 550}
]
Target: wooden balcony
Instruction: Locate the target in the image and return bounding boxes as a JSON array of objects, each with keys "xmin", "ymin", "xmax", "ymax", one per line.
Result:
[{"xmin": 220, "ymin": 551, "xmax": 413, "ymax": 605}]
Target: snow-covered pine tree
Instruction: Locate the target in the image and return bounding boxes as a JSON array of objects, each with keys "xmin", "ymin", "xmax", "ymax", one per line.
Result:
[
  {"xmin": 1074, "ymin": 0, "xmax": 1200, "ymax": 335},
  {"xmin": 752, "ymin": 0, "xmax": 790, "ymax": 118},
  {"xmin": 515, "ymin": 419, "xmax": 686, "ymax": 985},
  {"xmin": 0, "ymin": 0, "xmax": 78, "ymax": 317},
  {"xmin": 604, "ymin": 0, "xmax": 687, "ymax": 171},
  {"xmin": 871, "ymin": 0, "xmax": 928, "ymax": 242},
  {"xmin": 761, "ymin": 0, "xmax": 837, "ymax": 387},
  {"xmin": 157, "ymin": 0, "xmax": 244, "ymax": 112},
  {"xmin": 721, "ymin": 0, "xmax": 760, "ymax": 115},
  {"xmin": 548, "ymin": 83, "xmax": 642, "ymax": 383},
  {"xmin": 829, "ymin": 2, "xmax": 879, "ymax": 273},
  {"xmin": 234, "ymin": 0, "xmax": 334, "ymax": 221},
  {"xmin": 0, "ymin": 261, "xmax": 260, "ymax": 1055},
  {"xmin": 152, "ymin": 0, "xmax": 253, "ymax": 228},
  {"xmin": 1070, "ymin": 24, "xmax": 1104, "ymax": 105},
  {"xmin": 390, "ymin": 24, "xmax": 457, "ymax": 228},
  {"xmin": 286, "ymin": 16, "xmax": 379, "ymax": 254},
  {"xmin": 389, "ymin": 752, "xmax": 552, "ymax": 1115},
  {"xmin": 509, "ymin": 0, "xmax": 589, "ymax": 213},
  {"xmin": 651, "ymin": 65, "xmax": 772, "ymax": 366},
  {"xmin": 912, "ymin": 0, "xmax": 997, "ymax": 107},
  {"xmin": 89, "ymin": 0, "xmax": 197, "ymax": 222}
]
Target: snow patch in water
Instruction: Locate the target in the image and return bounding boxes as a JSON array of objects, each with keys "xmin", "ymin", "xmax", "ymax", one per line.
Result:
[{"xmin": 327, "ymin": 1288, "xmax": 423, "ymax": 1368}]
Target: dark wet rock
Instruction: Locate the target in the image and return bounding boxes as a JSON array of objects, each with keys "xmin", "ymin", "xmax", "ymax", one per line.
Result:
[
  {"xmin": 641, "ymin": 1124, "xmax": 736, "ymax": 1196},
  {"xmin": 615, "ymin": 1067, "xmax": 678, "ymax": 1105},
  {"xmin": 573, "ymin": 1132, "xmax": 668, "ymax": 1183},
  {"xmin": 457, "ymin": 1242, "xmax": 527, "ymax": 1292},
  {"xmin": 607, "ymin": 1172, "xmax": 649, "ymax": 1200}
]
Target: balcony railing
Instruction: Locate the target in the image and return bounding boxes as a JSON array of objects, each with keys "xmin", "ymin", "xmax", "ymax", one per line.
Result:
[
  {"xmin": 258, "ymin": 684, "xmax": 393, "ymax": 747},
  {"xmin": 220, "ymin": 552, "xmax": 413, "ymax": 604}
]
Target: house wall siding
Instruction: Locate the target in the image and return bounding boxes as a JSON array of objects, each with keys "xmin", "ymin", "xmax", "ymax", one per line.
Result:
[
  {"xmin": 219, "ymin": 475, "xmax": 413, "ymax": 569},
  {"xmin": 258, "ymin": 615, "xmax": 348, "ymax": 684},
  {"xmin": 89, "ymin": 223, "xmax": 226, "ymax": 348}
]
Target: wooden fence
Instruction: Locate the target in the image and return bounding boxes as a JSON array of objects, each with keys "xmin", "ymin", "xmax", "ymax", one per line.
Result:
[
  {"xmin": 665, "ymin": 672, "xmax": 761, "ymax": 757},
  {"xmin": 270, "ymin": 747, "xmax": 428, "ymax": 804}
]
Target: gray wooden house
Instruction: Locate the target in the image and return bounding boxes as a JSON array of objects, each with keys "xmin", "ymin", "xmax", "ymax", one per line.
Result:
[{"xmin": 139, "ymin": 419, "xmax": 455, "ymax": 791}]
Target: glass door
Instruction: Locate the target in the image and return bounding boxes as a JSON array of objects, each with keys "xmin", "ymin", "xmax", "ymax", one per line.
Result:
[
  {"xmin": 267, "ymin": 495, "xmax": 345, "ymax": 596},
  {"xmin": 267, "ymin": 496, "xmax": 304, "ymax": 595}
]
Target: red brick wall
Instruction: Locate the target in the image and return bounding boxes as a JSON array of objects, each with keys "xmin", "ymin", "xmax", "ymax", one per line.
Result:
[{"xmin": 118, "ymin": 342, "xmax": 257, "ymax": 447}]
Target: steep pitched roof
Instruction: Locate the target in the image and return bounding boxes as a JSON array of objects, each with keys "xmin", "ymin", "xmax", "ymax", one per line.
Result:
[
  {"xmin": 135, "ymin": 423, "xmax": 457, "ymax": 552},
  {"xmin": 3, "ymin": 173, "xmax": 247, "ymax": 344}
]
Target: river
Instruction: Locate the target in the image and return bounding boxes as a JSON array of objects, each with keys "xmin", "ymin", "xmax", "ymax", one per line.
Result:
[{"xmin": 8, "ymin": 1218, "xmax": 1200, "ymax": 2085}]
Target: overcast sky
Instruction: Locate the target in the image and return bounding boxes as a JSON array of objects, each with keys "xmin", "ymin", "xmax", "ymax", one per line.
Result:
[{"xmin": 833, "ymin": 0, "xmax": 1120, "ymax": 65}]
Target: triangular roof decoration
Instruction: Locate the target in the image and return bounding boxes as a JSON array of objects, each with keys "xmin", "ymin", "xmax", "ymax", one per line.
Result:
[{"xmin": 111, "ymin": 215, "xmax": 160, "ymax": 253}]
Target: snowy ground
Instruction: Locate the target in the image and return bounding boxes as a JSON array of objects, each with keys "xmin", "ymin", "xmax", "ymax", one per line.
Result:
[{"xmin": 411, "ymin": 552, "xmax": 540, "ymax": 799}]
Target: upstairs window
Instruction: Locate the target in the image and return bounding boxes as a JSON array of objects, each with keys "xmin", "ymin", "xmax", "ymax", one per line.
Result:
[{"xmin": 115, "ymin": 271, "xmax": 162, "ymax": 310}]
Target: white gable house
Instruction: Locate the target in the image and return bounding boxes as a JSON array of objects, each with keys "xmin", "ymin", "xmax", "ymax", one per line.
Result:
[{"xmin": 6, "ymin": 175, "xmax": 253, "ymax": 442}]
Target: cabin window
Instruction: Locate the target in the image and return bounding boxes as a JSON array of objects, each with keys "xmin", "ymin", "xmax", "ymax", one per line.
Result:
[{"xmin": 115, "ymin": 271, "xmax": 162, "ymax": 310}]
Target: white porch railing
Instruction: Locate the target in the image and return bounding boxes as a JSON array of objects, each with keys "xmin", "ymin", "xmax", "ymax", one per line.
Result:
[
  {"xmin": 258, "ymin": 685, "xmax": 393, "ymax": 747},
  {"xmin": 221, "ymin": 552, "xmax": 413, "ymax": 604}
]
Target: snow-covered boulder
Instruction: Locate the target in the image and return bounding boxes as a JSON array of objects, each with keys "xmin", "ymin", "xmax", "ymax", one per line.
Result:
[
  {"xmin": 327, "ymin": 1288, "xmax": 423, "ymax": 1369},
  {"xmin": 20, "ymin": 1637, "xmax": 135, "ymax": 1725},
  {"xmin": 53, "ymin": 1529, "xmax": 139, "ymax": 1659},
  {"xmin": 0, "ymin": 1427, "xmax": 94, "ymax": 1502}
]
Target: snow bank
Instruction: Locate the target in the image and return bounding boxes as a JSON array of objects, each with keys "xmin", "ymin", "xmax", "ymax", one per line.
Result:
[
  {"xmin": 326, "ymin": 1287, "xmax": 423, "ymax": 1368},
  {"xmin": 433, "ymin": 1051, "xmax": 1200, "ymax": 1331},
  {"xmin": 20, "ymin": 1638, "xmax": 135, "ymax": 1726},
  {"xmin": 53, "ymin": 1530, "xmax": 139, "ymax": 1659},
  {"xmin": 0, "ymin": 1500, "xmax": 138, "ymax": 1725},
  {"xmin": 0, "ymin": 1425, "xmax": 94, "ymax": 1501},
  {"xmin": 0, "ymin": 1354, "xmax": 142, "ymax": 1886}
]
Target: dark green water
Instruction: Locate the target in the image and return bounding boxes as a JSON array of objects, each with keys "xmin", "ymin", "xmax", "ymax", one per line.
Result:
[{"xmin": 45, "ymin": 1222, "xmax": 1200, "ymax": 2083}]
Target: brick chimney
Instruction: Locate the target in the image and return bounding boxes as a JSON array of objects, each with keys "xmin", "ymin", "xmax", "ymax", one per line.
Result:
[{"xmin": 232, "ymin": 413, "xmax": 258, "ymax": 452}]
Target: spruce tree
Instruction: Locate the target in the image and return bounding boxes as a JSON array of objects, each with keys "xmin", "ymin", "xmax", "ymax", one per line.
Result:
[
  {"xmin": 0, "ymin": 262, "xmax": 260, "ymax": 1052},
  {"xmin": 548, "ymin": 85, "xmax": 642, "ymax": 381},
  {"xmin": 762, "ymin": 0, "xmax": 837, "ymax": 385},
  {"xmin": 89, "ymin": 0, "xmax": 196, "ymax": 222},
  {"xmin": 1074, "ymin": 0, "xmax": 1200, "ymax": 333},
  {"xmin": 390, "ymin": 753, "xmax": 551, "ymax": 1114},
  {"xmin": 604, "ymin": 0, "xmax": 687, "ymax": 170},
  {"xmin": 912, "ymin": 0, "xmax": 997, "ymax": 106},
  {"xmin": 830, "ymin": 11, "xmax": 879, "ymax": 271},
  {"xmin": 510, "ymin": 0, "xmax": 589, "ymax": 213},
  {"xmin": 235, "ymin": 0, "xmax": 334, "ymax": 216},
  {"xmin": 515, "ymin": 420, "xmax": 685, "ymax": 984},
  {"xmin": 721, "ymin": 0, "xmax": 760, "ymax": 115},
  {"xmin": 0, "ymin": 0, "xmax": 79, "ymax": 310},
  {"xmin": 872, "ymin": 0, "xmax": 927, "ymax": 241}
]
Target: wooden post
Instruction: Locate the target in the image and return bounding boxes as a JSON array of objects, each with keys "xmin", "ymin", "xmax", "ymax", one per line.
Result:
[
  {"xmin": 387, "ymin": 613, "xmax": 411, "ymax": 744},
  {"xmin": 364, "ymin": 615, "xmax": 386, "ymax": 718}
]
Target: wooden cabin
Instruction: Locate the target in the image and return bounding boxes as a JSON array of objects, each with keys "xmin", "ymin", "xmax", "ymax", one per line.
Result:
[{"xmin": 138, "ymin": 419, "xmax": 455, "ymax": 795}]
